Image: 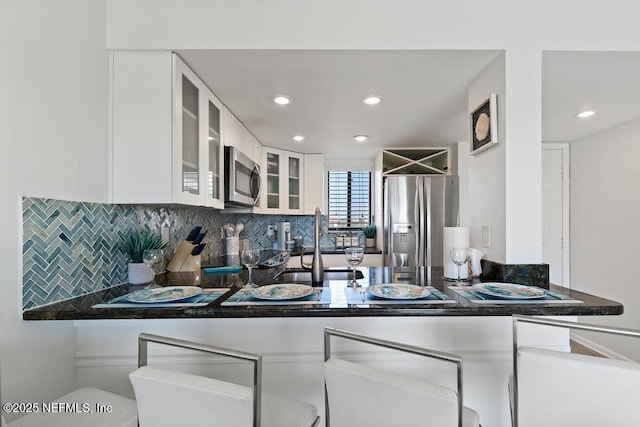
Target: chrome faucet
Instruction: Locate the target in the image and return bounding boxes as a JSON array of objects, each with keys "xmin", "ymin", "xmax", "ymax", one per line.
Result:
[{"xmin": 301, "ymin": 207, "xmax": 324, "ymax": 283}]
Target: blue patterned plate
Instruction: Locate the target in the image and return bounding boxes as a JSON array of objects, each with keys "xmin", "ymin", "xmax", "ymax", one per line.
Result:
[
  {"xmin": 127, "ymin": 286, "xmax": 203, "ymax": 303},
  {"xmin": 249, "ymin": 284, "xmax": 315, "ymax": 300},
  {"xmin": 366, "ymin": 284, "xmax": 432, "ymax": 300},
  {"xmin": 472, "ymin": 282, "xmax": 547, "ymax": 299}
]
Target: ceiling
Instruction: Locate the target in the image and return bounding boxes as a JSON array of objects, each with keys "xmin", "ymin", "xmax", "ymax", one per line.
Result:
[
  {"xmin": 543, "ymin": 51, "xmax": 640, "ymax": 142},
  {"xmin": 176, "ymin": 49, "xmax": 640, "ymax": 158}
]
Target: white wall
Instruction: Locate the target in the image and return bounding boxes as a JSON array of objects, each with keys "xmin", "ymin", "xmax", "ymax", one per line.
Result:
[
  {"xmin": 1, "ymin": 0, "xmax": 109, "ymax": 419},
  {"xmin": 570, "ymin": 117, "xmax": 640, "ymax": 361},
  {"xmin": 467, "ymin": 54, "xmax": 507, "ymax": 262}
]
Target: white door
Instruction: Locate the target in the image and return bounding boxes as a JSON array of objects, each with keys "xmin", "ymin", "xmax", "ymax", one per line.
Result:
[{"xmin": 542, "ymin": 144, "xmax": 569, "ymax": 286}]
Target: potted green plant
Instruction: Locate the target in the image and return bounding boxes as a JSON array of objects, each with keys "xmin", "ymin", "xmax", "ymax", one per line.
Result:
[
  {"xmin": 119, "ymin": 231, "xmax": 169, "ymax": 285},
  {"xmin": 362, "ymin": 224, "xmax": 377, "ymax": 248}
]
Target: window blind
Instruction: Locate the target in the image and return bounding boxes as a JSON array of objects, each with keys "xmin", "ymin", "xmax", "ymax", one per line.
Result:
[{"xmin": 327, "ymin": 171, "xmax": 371, "ymax": 229}]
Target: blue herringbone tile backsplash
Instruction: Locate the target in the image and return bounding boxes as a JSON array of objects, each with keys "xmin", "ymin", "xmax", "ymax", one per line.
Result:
[{"xmin": 22, "ymin": 197, "xmax": 331, "ymax": 309}]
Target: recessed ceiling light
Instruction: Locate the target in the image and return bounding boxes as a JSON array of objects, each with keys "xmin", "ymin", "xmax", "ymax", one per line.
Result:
[
  {"xmin": 362, "ymin": 95, "xmax": 381, "ymax": 105},
  {"xmin": 353, "ymin": 135, "xmax": 368, "ymax": 142},
  {"xmin": 577, "ymin": 110, "xmax": 596, "ymax": 118},
  {"xmin": 273, "ymin": 95, "xmax": 292, "ymax": 105},
  {"xmin": 293, "ymin": 135, "xmax": 305, "ymax": 142}
]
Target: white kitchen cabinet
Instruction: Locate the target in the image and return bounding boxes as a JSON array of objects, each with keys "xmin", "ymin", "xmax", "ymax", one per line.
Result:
[
  {"xmin": 261, "ymin": 147, "xmax": 304, "ymax": 214},
  {"xmin": 303, "ymin": 153, "xmax": 324, "ymax": 214},
  {"xmin": 110, "ymin": 51, "xmax": 224, "ymax": 208},
  {"xmin": 223, "ymin": 108, "xmax": 254, "ymax": 160},
  {"xmin": 204, "ymin": 91, "xmax": 224, "ymax": 208}
]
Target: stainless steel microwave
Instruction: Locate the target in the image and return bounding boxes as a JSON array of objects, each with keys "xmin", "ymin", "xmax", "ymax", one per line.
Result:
[{"xmin": 224, "ymin": 146, "xmax": 261, "ymax": 207}]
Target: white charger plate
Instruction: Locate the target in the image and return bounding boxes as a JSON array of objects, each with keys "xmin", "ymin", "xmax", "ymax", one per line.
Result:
[
  {"xmin": 127, "ymin": 286, "xmax": 203, "ymax": 303},
  {"xmin": 472, "ymin": 282, "xmax": 547, "ymax": 299},
  {"xmin": 249, "ymin": 283, "xmax": 315, "ymax": 300},
  {"xmin": 366, "ymin": 284, "xmax": 431, "ymax": 300}
]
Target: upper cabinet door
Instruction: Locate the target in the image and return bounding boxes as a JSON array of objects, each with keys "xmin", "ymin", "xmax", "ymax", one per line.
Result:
[
  {"xmin": 172, "ymin": 55, "xmax": 206, "ymax": 205},
  {"xmin": 223, "ymin": 108, "xmax": 255, "ymax": 160},
  {"xmin": 111, "ymin": 51, "xmax": 174, "ymax": 204},
  {"xmin": 204, "ymin": 89, "xmax": 225, "ymax": 208},
  {"xmin": 260, "ymin": 147, "xmax": 305, "ymax": 214},
  {"xmin": 264, "ymin": 148, "xmax": 282, "ymax": 212},
  {"xmin": 287, "ymin": 152, "xmax": 303, "ymax": 214}
]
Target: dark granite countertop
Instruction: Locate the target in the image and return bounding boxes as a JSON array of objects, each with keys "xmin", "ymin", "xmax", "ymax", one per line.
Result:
[
  {"xmin": 289, "ymin": 248, "xmax": 382, "ymax": 255},
  {"xmin": 23, "ymin": 267, "xmax": 623, "ymax": 320}
]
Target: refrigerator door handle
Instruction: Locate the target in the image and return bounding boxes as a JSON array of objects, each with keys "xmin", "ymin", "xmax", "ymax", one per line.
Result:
[{"xmin": 417, "ymin": 178, "xmax": 425, "ymax": 266}]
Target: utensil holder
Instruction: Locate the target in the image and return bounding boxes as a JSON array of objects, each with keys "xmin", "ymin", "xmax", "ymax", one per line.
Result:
[{"xmin": 225, "ymin": 236, "xmax": 239, "ymax": 257}]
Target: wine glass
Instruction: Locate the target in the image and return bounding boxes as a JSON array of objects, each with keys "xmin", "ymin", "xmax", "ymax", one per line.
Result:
[
  {"xmin": 345, "ymin": 247, "xmax": 364, "ymax": 287},
  {"xmin": 142, "ymin": 249, "xmax": 163, "ymax": 287},
  {"xmin": 450, "ymin": 247, "xmax": 469, "ymax": 285},
  {"xmin": 241, "ymin": 247, "xmax": 261, "ymax": 289}
]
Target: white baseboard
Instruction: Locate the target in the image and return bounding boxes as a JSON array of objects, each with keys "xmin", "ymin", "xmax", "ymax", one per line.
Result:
[{"xmin": 570, "ymin": 332, "xmax": 633, "ymax": 361}]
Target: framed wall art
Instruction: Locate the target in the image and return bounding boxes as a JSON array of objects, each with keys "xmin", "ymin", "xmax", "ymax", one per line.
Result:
[{"xmin": 470, "ymin": 93, "xmax": 498, "ymax": 155}]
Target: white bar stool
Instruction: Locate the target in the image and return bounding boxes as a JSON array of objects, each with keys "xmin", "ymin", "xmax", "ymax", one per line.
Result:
[
  {"xmin": 323, "ymin": 327, "xmax": 480, "ymax": 427},
  {"xmin": 510, "ymin": 315, "xmax": 640, "ymax": 427},
  {"xmin": 129, "ymin": 333, "xmax": 319, "ymax": 427}
]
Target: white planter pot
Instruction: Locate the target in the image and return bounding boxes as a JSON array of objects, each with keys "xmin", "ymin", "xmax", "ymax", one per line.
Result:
[
  {"xmin": 128, "ymin": 262, "xmax": 153, "ymax": 285},
  {"xmin": 365, "ymin": 238, "xmax": 376, "ymax": 248}
]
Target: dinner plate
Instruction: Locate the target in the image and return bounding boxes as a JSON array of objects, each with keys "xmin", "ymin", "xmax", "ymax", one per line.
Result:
[
  {"xmin": 366, "ymin": 284, "xmax": 432, "ymax": 300},
  {"xmin": 472, "ymin": 282, "xmax": 547, "ymax": 299},
  {"xmin": 249, "ymin": 283, "xmax": 315, "ymax": 300},
  {"xmin": 127, "ymin": 286, "xmax": 203, "ymax": 303}
]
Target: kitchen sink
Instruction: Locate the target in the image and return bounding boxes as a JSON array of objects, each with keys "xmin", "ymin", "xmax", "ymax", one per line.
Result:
[{"xmin": 273, "ymin": 268, "xmax": 364, "ymax": 282}]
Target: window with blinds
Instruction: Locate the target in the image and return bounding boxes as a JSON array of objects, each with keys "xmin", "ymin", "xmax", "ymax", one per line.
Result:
[{"xmin": 327, "ymin": 171, "xmax": 371, "ymax": 229}]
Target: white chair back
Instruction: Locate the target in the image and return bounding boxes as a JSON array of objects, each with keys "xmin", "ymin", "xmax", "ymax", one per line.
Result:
[
  {"xmin": 325, "ymin": 358, "xmax": 459, "ymax": 426},
  {"xmin": 131, "ymin": 333, "xmax": 319, "ymax": 427},
  {"xmin": 517, "ymin": 347, "xmax": 640, "ymax": 427},
  {"xmin": 511, "ymin": 315, "xmax": 640, "ymax": 427},
  {"xmin": 323, "ymin": 327, "xmax": 479, "ymax": 427},
  {"xmin": 130, "ymin": 366, "xmax": 253, "ymax": 427}
]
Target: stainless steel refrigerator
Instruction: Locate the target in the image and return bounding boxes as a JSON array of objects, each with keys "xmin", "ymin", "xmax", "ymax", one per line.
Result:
[{"xmin": 383, "ymin": 175, "xmax": 459, "ymax": 267}]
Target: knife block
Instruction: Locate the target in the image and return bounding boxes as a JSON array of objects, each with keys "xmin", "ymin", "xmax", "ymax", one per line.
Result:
[
  {"xmin": 166, "ymin": 241, "xmax": 196, "ymax": 272},
  {"xmin": 177, "ymin": 254, "xmax": 201, "ymax": 272}
]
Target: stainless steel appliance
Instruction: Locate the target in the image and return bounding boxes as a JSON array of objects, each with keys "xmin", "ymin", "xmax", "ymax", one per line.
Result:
[
  {"xmin": 383, "ymin": 175, "xmax": 459, "ymax": 267},
  {"xmin": 224, "ymin": 146, "xmax": 261, "ymax": 207},
  {"xmin": 277, "ymin": 222, "xmax": 291, "ymax": 251}
]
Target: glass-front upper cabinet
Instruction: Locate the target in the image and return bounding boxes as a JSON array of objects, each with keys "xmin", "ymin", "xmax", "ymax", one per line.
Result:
[
  {"xmin": 288, "ymin": 155, "xmax": 301, "ymax": 210},
  {"xmin": 180, "ymin": 75, "xmax": 200, "ymax": 197},
  {"xmin": 266, "ymin": 151, "xmax": 281, "ymax": 210},
  {"xmin": 173, "ymin": 54, "xmax": 224, "ymax": 207},
  {"xmin": 173, "ymin": 55, "xmax": 207, "ymax": 205},
  {"xmin": 205, "ymin": 94, "xmax": 224, "ymax": 208},
  {"xmin": 261, "ymin": 147, "xmax": 304, "ymax": 214}
]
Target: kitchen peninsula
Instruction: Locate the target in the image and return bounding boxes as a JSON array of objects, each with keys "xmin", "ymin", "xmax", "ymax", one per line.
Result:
[
  {"xmin": 22, "ymin": 266, "xmax": 623, "ymax": 427},
  {"xmin": 23, "ymin": 266, "xmax": 622, "ymax": 320}
]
